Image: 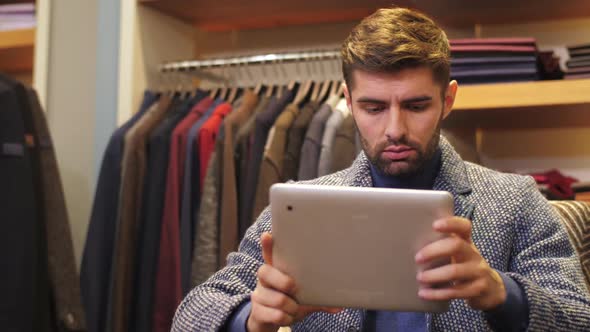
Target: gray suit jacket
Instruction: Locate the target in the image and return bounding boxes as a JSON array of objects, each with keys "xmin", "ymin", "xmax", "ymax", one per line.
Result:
[
  {"xmin": 317, "ymin": 108, "xmax": 344, "ymax": 177},
  {"xmin": 297, "ymin": 103, "xmax": 332, "ymax": 181},
  {"xmin": 192, "ymin": 148, "xmax": 222, "ymax": 285},
  {"xmin": 330, "ymin": 112, "xmax": 356, "ymax": 174},
  {"xmin": 172, "ymin": 136, "xmax": 590, "ymax": 331}
]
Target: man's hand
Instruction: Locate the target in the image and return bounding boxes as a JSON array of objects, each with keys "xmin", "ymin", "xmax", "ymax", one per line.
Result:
[
  {"xmin": 415, "ymin": 217, "xmax": 507, "ymax": 311},
  {"xmin": 247, "ymin": 232, "xmax": 342, "ymax": 332}
]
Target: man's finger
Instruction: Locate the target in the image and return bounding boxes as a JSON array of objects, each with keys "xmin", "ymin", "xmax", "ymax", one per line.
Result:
[
  {"xmin": 417, "ymin": 261, "xmax": 481, "ymax": 284},
  {"xmin": 257, "ymin": 264, "xmax": 297, "ymax": 296},
  {"xmin": 251, "ymin": 285, "xmax": 299, "ymax": 316},
  {"xmin": 433, "ymin": 217, "xmax": 472, "ymax": 241},
  {"xmin": 415, "ymin": 236, "xmax": 472, "ymax": 264},
  {"xmin": 418, "ymin": 278, "xmax": 487, "ymax": 301},
  {"xmin": 261, "ymin": 232, "xmax": 273, "ymax": 265},
  {"xmin": 251, "ymin": 303, "xmax": 295, "ymax": 327}
]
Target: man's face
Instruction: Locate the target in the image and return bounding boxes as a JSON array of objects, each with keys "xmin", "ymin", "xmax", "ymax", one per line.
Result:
[{"xmin": 344, "ymin": 67, "xmax": 457, "ymax": 177}]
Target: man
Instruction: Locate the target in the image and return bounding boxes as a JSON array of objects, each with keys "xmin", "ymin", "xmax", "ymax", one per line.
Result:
[{"xmin": 172, "ymin": 7, "xmax": 590, "ymax": 331}]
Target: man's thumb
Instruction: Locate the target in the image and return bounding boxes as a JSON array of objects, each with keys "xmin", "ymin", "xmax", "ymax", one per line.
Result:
[{"xmin": 261, "ymin": 232, "xmax": 273, "ymax": 265}]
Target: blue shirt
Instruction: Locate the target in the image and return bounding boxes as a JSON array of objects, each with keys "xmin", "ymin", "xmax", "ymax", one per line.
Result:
[{"xmin": 227, "ymin": 148, "xmax": 529, "ymax": 331}]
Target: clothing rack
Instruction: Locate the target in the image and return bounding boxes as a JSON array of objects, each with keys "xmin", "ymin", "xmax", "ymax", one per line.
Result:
[{"xmin": 159, "ymin": 49, "xmax": 341, "ymax": 72}]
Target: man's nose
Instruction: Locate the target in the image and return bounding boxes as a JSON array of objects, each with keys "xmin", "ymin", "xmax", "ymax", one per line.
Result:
[{"xmin": 384, "ymin": 107, "xmax": 408, "ymax": 142}]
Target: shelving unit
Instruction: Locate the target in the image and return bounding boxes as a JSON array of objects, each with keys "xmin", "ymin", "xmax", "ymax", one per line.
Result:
[
  {"xmin": 136, "ymin": 0, "xmax": 590, "ymax": 114},
  {"xmin": 0, "ymin": 28, "xmax": 35, "ymax": 73},
  {"xmin": 125, "ymin": 0, "xmax": 590, "ymax": 181}
]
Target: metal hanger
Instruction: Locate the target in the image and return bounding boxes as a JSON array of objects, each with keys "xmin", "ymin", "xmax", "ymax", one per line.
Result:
[
  {"xmin": 292, "ymin": 53, "xmax": 314, "ymax": 106},
  {"xmin": 254, "ymin": 57, "xmax": 267, "ymax": 96},
  {"xmin": 266, "ymin": 58, "xmax": 280, "ymax": 98},
  {"xmin": 226, "ymin": 59, "xmax": 241, "ymax": 103},
  {"xmin": 310, "ymin": 52, "xmax": 323, "ymax": 102}
]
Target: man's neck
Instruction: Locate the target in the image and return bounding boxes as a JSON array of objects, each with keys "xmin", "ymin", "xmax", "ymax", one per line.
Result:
[{"xmin": 369, "ymin": 148, "xmax": 442, "ymax": 190}]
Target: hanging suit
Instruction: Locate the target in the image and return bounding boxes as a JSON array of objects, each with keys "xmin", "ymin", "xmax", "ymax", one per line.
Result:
[
  {"xmin": 153, "ymin": 96, "xmax": 213, "ymax": 332},
  {"xmin": 253, "ymin": 103, "xmax": 300, "ymax": 222},
  {"xmin": 114, "ymin": 94, "xmax": 171, "ymax": 332},
  {"xmin": 132, "ymin": 93, "xmax": 205, "ymax": 332},
  {"xmin": 330, "ymin": 109, "xmax": 357, "ymax": 173},
  {"xmin": 0, "ymin": 76, "xmax": 43, "ymax": 332},
  {"xmin": 298, "ymin": 103, "xmax": 333, "ymax": 180},
  {"xmin": 219, "ymin": 90, "xmax": 259, "ymax": 265},
  {"xmin": 234, "ymin": 96, "xmax": 271, "ymax": 240},
  {"xmin": 81, "ymin": 90, "xmax": 158, "ymax": 332},
  {"xmin": 192, "ymin": 149, "xmax": 222, "ymax": 285},
  {"xmin": 179, "ymin": 100, "xmax": 223, "ymax": 289},
  {"xmin": 282, "ymin": 100, "xmax": 320, "ymax": 182},
  {"xmin": 241, "ymin": 89, "xmax": 294, "ymax": 226},
  {"xmin": 193, "ymin": 123, "xmax": 226, "ymax": 282},
  {"xmin": 317, "ymin": 99, "xmax": 348, "ymax": 177},
  {"xmin": 27, "ymin": 88, "xmax": 86, "ymax": 331}
]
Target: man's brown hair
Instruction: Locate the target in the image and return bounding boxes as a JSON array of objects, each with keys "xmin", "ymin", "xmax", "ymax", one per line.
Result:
[{"xmin": 341, "ymin": 7, "xmax": 450, "ymax": 94}]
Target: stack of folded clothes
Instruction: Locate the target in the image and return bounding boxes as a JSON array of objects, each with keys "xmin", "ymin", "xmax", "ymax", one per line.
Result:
[
  {"xmin": 450, "ymin": 38, "xmax": 540, "ymax": 84},
  {"xmin": 565, "ymin": 43, "xmax": 590, "ymax": 80},
  {"xmin": 0, "ymin": 3, "xmax": 36, "ymax": 32}
]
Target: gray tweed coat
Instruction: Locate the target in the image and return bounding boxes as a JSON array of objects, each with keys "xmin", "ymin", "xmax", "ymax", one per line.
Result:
[{"xmin": 172, "ymin": 136, "xmax": 590, "ymax": 331}]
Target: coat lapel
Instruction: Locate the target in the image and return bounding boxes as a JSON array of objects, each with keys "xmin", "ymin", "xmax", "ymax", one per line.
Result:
[
  {"xmin": 343, "ymin": 151, "xmax": 373, "ymax": 188},
  {"xmin": 433, "ymin": 136, "xmax": 475, "ymax": 220}
]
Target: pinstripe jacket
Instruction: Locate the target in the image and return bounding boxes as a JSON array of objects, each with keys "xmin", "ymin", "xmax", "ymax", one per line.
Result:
[{"xmin": 172, "ymin": 136, "xmax": 590, "ymax": 331}]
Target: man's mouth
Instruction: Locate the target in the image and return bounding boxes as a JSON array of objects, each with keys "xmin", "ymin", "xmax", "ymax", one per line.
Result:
[{"xmin": 382, "ymin": 146, "xmax": 415, "ymax": 160}]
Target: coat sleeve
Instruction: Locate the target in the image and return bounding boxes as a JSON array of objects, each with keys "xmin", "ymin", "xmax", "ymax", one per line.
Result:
[
  {"xmin": 506, "ymin": 177, "xmax": 590, "ymax": 331},
  {"xmin": 172, "ymin": 208, "xmax": 271, "ymax": 331}
]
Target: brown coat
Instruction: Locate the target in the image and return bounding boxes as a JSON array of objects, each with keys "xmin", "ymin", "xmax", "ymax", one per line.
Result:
[
  {"xmin": 111, "ymin": 96, "xmax": 171, "ymax": 332},
  {"xmin": 219, "ymin": 90, "xmax": 258, "ymax": 264}
]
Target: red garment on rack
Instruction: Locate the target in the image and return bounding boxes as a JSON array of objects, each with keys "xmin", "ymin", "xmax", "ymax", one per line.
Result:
[
  {"xmin": 198, "ymin": 103, "xmax": 233, "ymax": 193},
  {"xmin": 153, "ymin": 97, "xmax": 213, "ymax": 332}
]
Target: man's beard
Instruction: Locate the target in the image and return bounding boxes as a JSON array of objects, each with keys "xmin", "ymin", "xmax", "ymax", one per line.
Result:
[{"xmin": 356, "ymin": 119, "xmax": 441, "ymax": 178}]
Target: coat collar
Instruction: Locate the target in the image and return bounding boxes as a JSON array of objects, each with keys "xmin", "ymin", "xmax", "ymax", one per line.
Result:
[{"xmin": 344, "ymin": 135, "xmax": 475, "ymax": 219}]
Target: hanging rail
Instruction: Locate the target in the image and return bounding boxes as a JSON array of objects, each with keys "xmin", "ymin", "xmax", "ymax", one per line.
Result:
[{"xmin": 159, "ymin": 49, "xmax": 341, "ymax": 72}]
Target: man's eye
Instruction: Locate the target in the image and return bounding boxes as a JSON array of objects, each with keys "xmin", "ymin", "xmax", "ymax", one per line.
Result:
[
  {"xmin": 364, "ymin": 106, "xmax": 385, "ymax": 114},
  {"xmin": 406, "ymin": 104, "xmax": 428, "ymax": 112}
]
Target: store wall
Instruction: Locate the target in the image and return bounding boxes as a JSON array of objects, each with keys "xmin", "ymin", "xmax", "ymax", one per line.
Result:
[
  {"xmin": 118, "ymin": 4, "xmax": 194, "ymax": 125},
  {"xmin": 44, "ymin": 0, "xmax": 98, "ymax": 267},
  {"xmin": 40, "ymin": 0, "xmax": 125, "ymax": 268}
]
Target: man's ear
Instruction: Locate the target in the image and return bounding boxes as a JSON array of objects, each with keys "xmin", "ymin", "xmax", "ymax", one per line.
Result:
[
  {"xmin": 343, "ymin": 84, "xmax": 352, "ymax": 110},
  {"xmin": 442, "ymin": 80, "xmax": 458, "ymax": 120}
]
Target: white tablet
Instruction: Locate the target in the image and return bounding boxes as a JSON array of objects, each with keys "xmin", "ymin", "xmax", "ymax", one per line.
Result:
[{"xmin": 270, "ymin": 183, "xmax": 454, "ymax": 313}]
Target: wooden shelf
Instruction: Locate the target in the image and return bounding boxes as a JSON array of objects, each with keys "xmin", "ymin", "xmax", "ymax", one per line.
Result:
[
  {"xmin": 0, "ymin": 28, "xmax": 35, "ymax": 73},
  {"xmin": 454, "ymin": 79, "xmax": 590, "ymax": 111},
  {"xmin": 139, "ymin": 0, "xmax": 590, "ymax": 31},
  {"xmin": 444, "ymin": 79, "xmax": 590, "ymax": 129}
]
